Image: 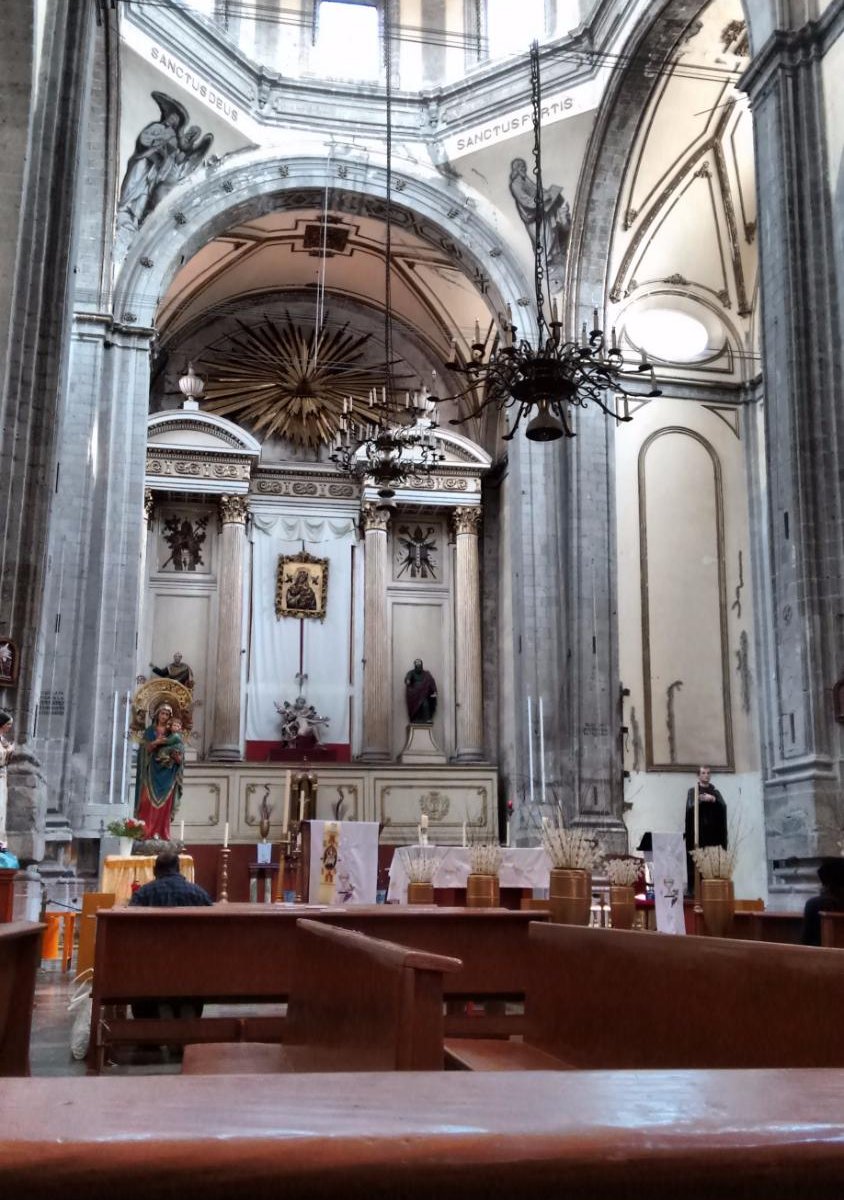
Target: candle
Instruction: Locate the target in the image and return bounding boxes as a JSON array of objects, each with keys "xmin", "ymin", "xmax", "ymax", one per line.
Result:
[
  {"xmin": 299, "ymin": 794, "xmax": 306, "ymax": 823},
  {"xmin": 539, "ymin": 697, "xmax": 546, "ymax": 806},
  {"xmin": 527, "ymin": 696, "xmax": 535, "ymax": 808},
  {"xmin": 420, "ymin": 814, "xmax": 428, "ymax": 831},
  {"xmin": 282, "ymin": 770, "xmax": 291, "ymax": 833},
  {"xmin": 462, "ymin": 821, "xmax": 467, "ymax": 848},
  {"xmin": 506, "ymin": 820, "xmax": 511, "ymax": 848},
  {"xmin": 179, "ymin": 820, "xmax": 185, "ymax": 844},
  {"xmin": 223, "ymin": 822, "xmax": 229, "ymax": 848}
]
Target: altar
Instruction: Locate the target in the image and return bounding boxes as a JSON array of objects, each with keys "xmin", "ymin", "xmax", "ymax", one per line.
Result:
[
  {"xmin": 100, "ymin": 854, "xmax": 195, "ymax": 905},
  {"xmin": 387, "ymin": 846, "xmax": 551, "ymax": 904}
]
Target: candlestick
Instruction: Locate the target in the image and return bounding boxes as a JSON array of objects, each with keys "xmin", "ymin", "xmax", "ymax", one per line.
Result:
[
  {"xmin": 223, "ymin": 821, "xmax": 229, "ymax": 848},
  {"xmin": 218, "ymin": 846, "xmax": 230, "ymax": 903}
]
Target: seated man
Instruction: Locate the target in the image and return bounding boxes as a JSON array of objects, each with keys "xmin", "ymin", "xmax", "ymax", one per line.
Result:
[
  {"xmin": 130, "ymin": 851, "xmax": 212, "ymax": 1021},
  {"xmin": 801, "ymin": 858, "xmax": 844, "ymax": 946},
  {"xmin": 130, "ymin": 850, "xmax": 212, "ymax": 908}
]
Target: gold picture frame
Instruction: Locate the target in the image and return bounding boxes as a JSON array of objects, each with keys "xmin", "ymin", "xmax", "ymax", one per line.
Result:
[{"xmin": 276, "ymin": 552, "xmax": 328, "ymax": 621}]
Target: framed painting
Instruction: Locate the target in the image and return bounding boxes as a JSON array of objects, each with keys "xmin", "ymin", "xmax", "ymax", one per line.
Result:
[{"xmin": 276, "ymin": 552, "xmax": 328, "ymax": 621}]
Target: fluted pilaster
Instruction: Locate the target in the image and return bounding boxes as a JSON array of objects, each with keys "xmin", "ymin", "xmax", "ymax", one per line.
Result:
[
  {"xmin": 360, "ymin": 502, "xmax": 392, "ymax": 761},
  {"xmin": 452, "ymin": 505, "xmax": 484, "ymax": 762},
  {"xmin": 209, "ymin": 494, "xmax": 248, "ymax": 761}
]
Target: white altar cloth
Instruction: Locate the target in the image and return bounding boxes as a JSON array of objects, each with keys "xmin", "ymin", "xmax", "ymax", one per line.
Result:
[{"xmin": 387, "ymin": 846, "xmax": 551, "ymax": 904}]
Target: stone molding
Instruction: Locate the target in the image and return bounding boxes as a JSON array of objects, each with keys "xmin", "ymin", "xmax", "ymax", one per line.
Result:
[
  {"xmin": 451, "ymin": 505, "xmax": 483, "ymax": 536},
  {"xmin": 360, "ymin": 502, "xmax": 392, "ymax": 533},
  {"xmin": 218, "ymin": 494, "xmax": 249, "ymax": 524},
  {"xmin": 146, "ymin": 451, "xmax": 252, "ymax": 483}
]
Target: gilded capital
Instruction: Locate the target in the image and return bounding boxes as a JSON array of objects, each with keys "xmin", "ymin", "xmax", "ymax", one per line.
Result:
[
  {"xmin": 143, "ymin": 488, "xmax": 155, "ymax": 523},
  {"xmin": 218, "ymin": 493, "xmax": 248, "ymax": 525},
  {"xmin": 451, "ymin": 505, "xmax": 482, "ymax": 537},
  {"xmin": 360, "ymin": 502, "xmax": 391, "ymax": 533}
]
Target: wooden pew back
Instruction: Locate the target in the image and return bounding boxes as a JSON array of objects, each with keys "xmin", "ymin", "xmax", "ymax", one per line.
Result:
[
  {"xmin": 285, "ymin": 918, "xmax": 460, "ymax": 1069},
  {"xmin": 526, "ymin": 923, "xmax": 844, "ymax": 1069},
  {"xmin": 0, "ymin": 921, "xmax": 44, "ymax": 1076}
]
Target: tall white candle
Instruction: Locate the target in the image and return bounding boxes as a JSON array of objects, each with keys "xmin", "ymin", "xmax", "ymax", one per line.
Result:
[
  {"xmin": 420, "ymin": 813, "xmax": 428, "ymax": 831},
  {"xmin": 223, "ymin": 821, "xmax": 229, "ymax": 848},
  {"xmin": 506, "ymin": 820, "xmax": 511, "ymax": 848},
  {"xmin": 462, "ymin": 821, "xmax": 467, "ymax": 848},
  {"xmin": 282, "ymin": 770, "xmax": 291, "ymax": 833},
  {"xmin": 527, "ymin": 696, "xmax": 535, "ymax": 808},
  {"xmin": 539, "ymin": 696, "xmax": 547, "ymax": 806},
  {"xmin": 107, "ymin": 690, "xmax": 119, "ymax": 806},
  {"xmin": 180, "ymin": 820, "xmax": 185, "ymax": 844},
  {"xmin": 119, "ymin": 689, "xmax": 131, "ymax": 806}
]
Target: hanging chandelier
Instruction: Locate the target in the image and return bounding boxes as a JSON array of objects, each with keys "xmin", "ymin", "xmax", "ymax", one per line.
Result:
[
  {"xmin": 443, "ymin": 42, "xmax": 660, "ymax": 443},
  {"xmin": 328, "ymin": 7, "xmax": 444, "ymax": 497}
]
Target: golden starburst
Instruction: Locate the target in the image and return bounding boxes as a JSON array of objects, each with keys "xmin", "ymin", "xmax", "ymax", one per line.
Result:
[{"xmin": 201, "ymin": 315, "xmax": 412, "ymax": 448}]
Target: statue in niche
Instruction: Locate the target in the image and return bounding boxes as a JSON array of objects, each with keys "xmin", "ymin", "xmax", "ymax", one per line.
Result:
[
  {"xmin": 151, "ymin": 651, "xmax": 194, "ymax": 692},
  {"xmin": 161, "ymin": 515, "xmax": 208, "ymax": 571},
  {"xmin": 404, "ymin": 659, "xmax": 438, "ymax": 724},
  {"xmin": 508, "ymin": 156, "xmax": 571, "ymax": 290},
  {"xmin": 116, "ymin": 92, "xmax": 213, "ymax": 239}
]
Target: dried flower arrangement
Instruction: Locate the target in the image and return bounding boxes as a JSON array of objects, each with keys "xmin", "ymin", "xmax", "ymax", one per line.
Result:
[
  {"xmin": 541, "ymin": 824, "xmax": 603, "ymax": 871},
  {"xmin": 399, "ymin": 844, "xmax": 438, "ymax": 884},
  {"xmin": 469, "ymin": 841, "xmax": 503, "ymax": 877},
  {"xmin": 605, "ymin": 857, "xmax": 642, "ymax": 887},
  {"xmin": 691, "ymin": 844, "xmax": 735, "ymax": 880}
]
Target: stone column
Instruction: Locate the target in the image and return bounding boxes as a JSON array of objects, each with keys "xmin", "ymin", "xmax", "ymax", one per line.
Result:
[
  {"xmin": 452, "ymin": 506, "xmax": 484, "ymax": 762},
  {"xmin": 209, "ymin": 494, "xmax": 248, "ymax": 762},
  {"xmin": 740, "ymin": 10, "xmax": 844, "ymax": 870},
  {"xmin": 360, "ymin": 502, "xmax": 392, "ymax": 761}
]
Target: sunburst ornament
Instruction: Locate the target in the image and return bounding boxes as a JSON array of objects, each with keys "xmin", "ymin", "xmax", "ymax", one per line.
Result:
[{"xmin": 200, "ymin": 315, "xmax": 412, "ymax": 448}]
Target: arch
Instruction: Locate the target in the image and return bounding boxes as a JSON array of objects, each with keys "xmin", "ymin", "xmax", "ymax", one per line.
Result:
[
  {"xmin": 148, "ymin": 409, "xmax": 263, "ymax": 456},
  {"xmin": 113, "ymin": 146, "xmax": 535, "ymax": 342}
]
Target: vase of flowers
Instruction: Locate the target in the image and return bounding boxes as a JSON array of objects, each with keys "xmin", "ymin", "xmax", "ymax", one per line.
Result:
[
  {"xmin": 605, "ymin": 857, "xmax": 641, "ymax": 930},
  {"xmin": 106, "ymin": 816, "xmax": 146, "ymax": 858},
  {"xmin": 542, "ymin": 825, "xmax": 603, "ymax": 925},
  {"xmin": 691, "ymin": 846, "xmax": 735, "ymax": 937},
  {"xmin": 467, "ymin": 842, "xmax": 503, "ymax": 908},
  {"xmin": 399, "ymin": 845, "xmax": 438, "ymax": 905}
]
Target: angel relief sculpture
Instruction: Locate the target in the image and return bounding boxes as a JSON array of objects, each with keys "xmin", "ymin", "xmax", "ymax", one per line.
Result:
[{"xmin": 116, "ymin": 91, "xmax": 213, "ymax": 240}]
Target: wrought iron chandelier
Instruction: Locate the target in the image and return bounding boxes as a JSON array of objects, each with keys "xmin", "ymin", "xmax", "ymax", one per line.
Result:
[
  {"xmin": 329, "ymin": 7, "xmax": 443, "ymax": 497},
  {"xmin": 444, "ymin": 42, "xmax": 660, "ymax": 443}
]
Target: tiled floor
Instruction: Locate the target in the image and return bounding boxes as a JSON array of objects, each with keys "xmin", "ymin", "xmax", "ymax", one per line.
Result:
[{"xmin": 31, "ymin": 965, "xmax": 183, "ymax": 1077}]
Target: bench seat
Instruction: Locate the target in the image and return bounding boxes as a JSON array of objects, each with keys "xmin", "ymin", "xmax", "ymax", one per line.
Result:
[{"xmin": 444, "ymin": 1037, "xmax": 571, "ymax": 1071}]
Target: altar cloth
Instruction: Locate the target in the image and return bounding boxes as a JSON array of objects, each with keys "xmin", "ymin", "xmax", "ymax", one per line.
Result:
[{"xmin": 100, "ymin": 855, "xmax": 195, "ymax": 905}]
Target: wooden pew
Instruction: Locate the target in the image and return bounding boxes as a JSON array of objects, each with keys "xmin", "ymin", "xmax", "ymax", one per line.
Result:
[
  {"xmin": 182, "ymin": 917, "xmax": 460, "ymax": 1073},
  {"xmin": 446, "ymin": 922, "xmax": 844, "ymax": 1071},
  {"xmin": 4, "ymin": 1070, "xmax": 844, "ymax": 1199},
  {"xmin": 0, "ymin": 921, "xmax": 44, "ymax": 1076},
  {"xmin": 821, "ymin": 912, "xmax": 844, "ymax": 948},
  {"xmin": 88, "ymin": 905, "xmax": 544, "ymax": 1071}
]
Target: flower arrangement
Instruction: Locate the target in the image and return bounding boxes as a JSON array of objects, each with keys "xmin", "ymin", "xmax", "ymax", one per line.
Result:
[
  {"xmin": 605, "ymin": 857, "xmax": 642, "ymax": 887},
  {"xmin": 469, "ymin": 841, "xmax": 503, "ymax": 877},
  {"xmin": 541, "ymin": 823, "xmax": 603, "ymax": 871},
  {"xmin": 691, "ymin": 844, "xmax": 735, "ymax": 880},
  {"xmin": 106, "ymin": 816, "xmax": 146, "ymax": 840},
  {"xmin": 399, "ymin": 844, "xmax": 438, "ymax": 884}
]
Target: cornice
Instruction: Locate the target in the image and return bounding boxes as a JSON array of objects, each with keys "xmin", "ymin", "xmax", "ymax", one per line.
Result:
[{"xmin": 739, "ymin": 2, "xmax": 844, "ymax": 101}]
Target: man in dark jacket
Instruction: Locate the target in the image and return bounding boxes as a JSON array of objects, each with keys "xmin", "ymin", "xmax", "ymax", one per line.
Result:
[
  {"xmin": 130, "ymin": 850, "xmax": 212, "ymax": 907},
  {"xmin": 684, "ymin": 766, "xmax": 727, "ymax": 893}
]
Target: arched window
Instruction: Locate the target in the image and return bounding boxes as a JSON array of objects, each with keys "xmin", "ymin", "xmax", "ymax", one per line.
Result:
[
  {"xmin": 486, "ymin": 0, "xmax": 546, "ymax": 58},
  {"xmin": 314, "ymin": 1, "xmax": 381, "ymax": 81}
]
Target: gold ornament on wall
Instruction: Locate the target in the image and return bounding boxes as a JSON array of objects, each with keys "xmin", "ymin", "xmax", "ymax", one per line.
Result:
[{"xmin": 201, "ymin": 315, "xmax": 412, "ymax": 449}]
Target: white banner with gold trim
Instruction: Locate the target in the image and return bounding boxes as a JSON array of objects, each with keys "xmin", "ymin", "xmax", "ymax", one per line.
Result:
[{"xmin": 308, "ymin": 820, "xmax": 379, "ymax": 905}]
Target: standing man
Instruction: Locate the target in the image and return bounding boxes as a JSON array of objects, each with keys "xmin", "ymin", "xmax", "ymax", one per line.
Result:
[{"xmin": 684, "ymin": 766, "xmax": 727, "ymax": 894}]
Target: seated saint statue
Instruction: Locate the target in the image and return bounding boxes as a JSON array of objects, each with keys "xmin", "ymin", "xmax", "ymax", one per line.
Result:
[{"xmin": 404, "ymin": 659, "xmax": 438, "ymax": 724}]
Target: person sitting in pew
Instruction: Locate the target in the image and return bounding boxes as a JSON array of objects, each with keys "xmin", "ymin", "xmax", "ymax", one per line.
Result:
[
  {"xmin": 130, "ymin": 851, "xmax": 212, "ymax": 1022},
  {"xmin": 801, "ymin": 858, "xmax": 844, "ymax": 946},
  {"xmin": 130, "ymin": 850, "xmax": 212, "ymax": 908}
]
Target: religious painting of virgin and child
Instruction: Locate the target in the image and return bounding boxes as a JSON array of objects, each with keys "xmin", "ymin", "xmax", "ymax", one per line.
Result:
[{"xmin": 275, "ymin": 552, "xmax": 329, "ymax": 621}]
